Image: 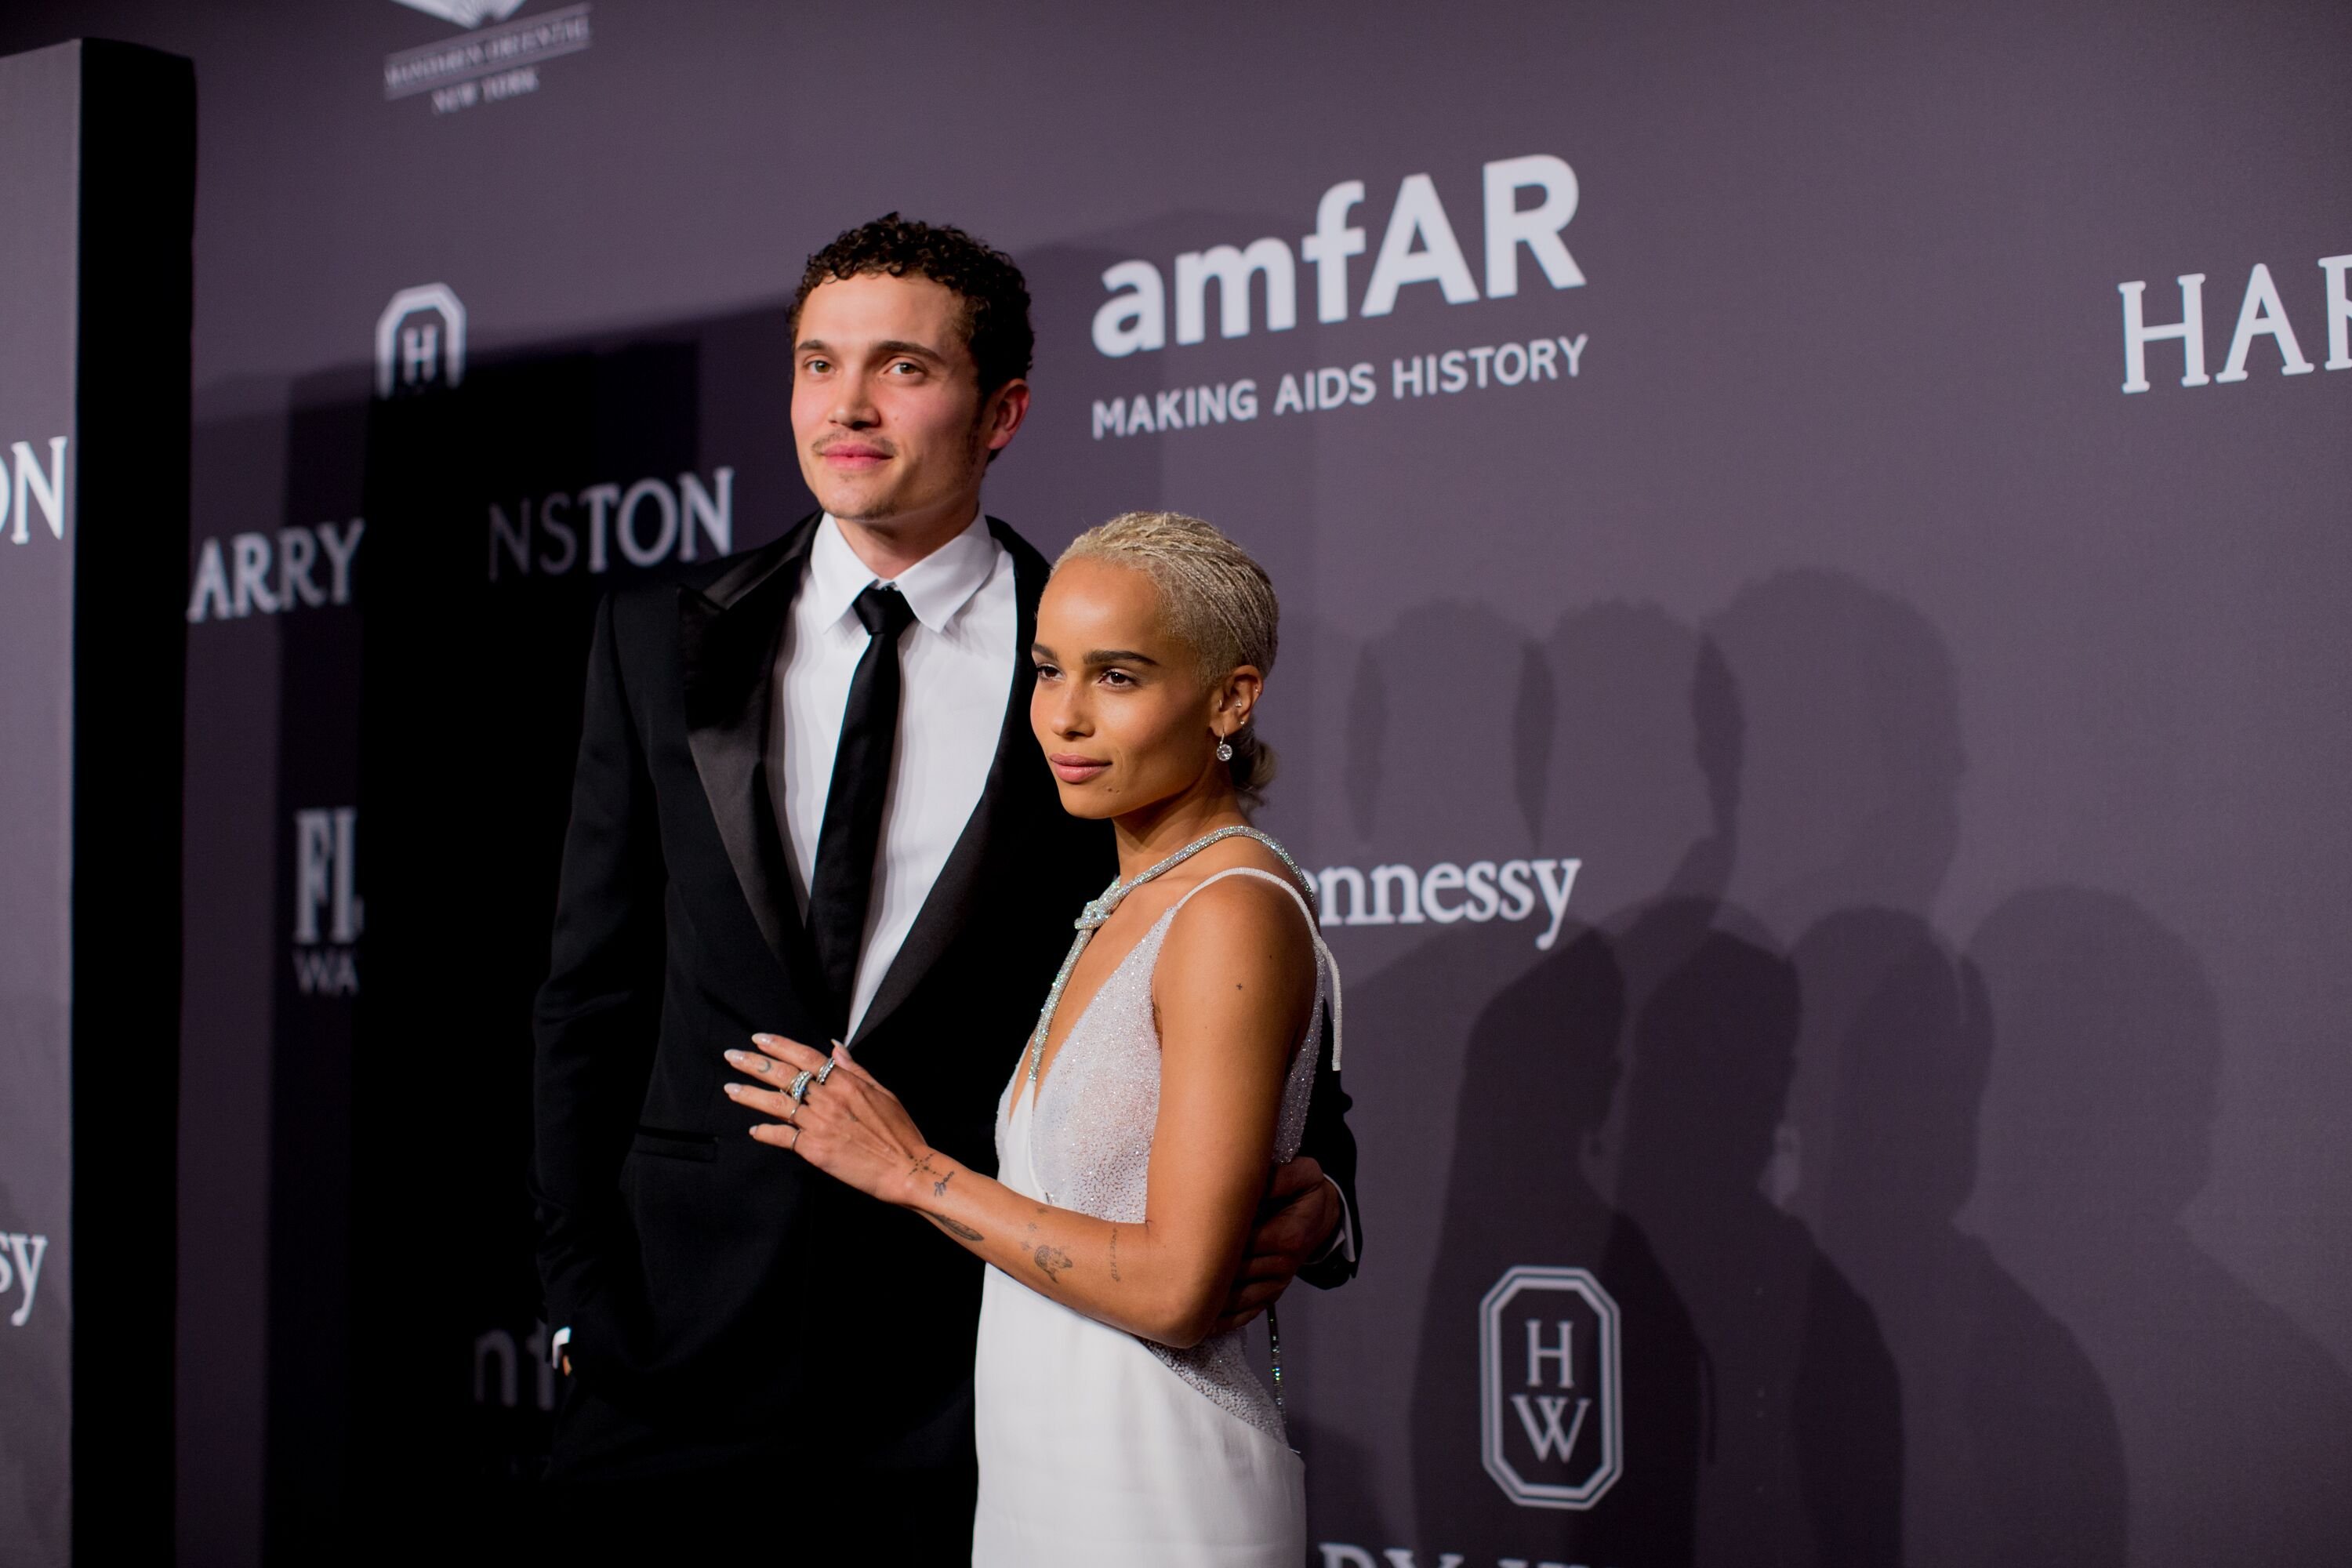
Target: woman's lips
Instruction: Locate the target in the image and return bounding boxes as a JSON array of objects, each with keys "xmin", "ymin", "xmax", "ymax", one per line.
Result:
[{"xmin": 1049, "ymin": 753, "xmax": 1109, "ymax": 784}]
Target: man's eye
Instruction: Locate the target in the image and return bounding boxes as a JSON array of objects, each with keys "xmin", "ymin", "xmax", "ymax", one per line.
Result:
[
  {"xmin": 803, "ymin": 358, "xmax": 830, "ymax": 375},
  {"xmin": 888, "ymin": 360, "xmax": 921, "ymax": 376}
]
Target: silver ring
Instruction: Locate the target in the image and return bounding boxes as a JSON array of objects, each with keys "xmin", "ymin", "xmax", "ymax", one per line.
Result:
[
  {"xmin": 788, "ymin": 1069, "xmax": 815, "ymax": 1103},
  {"xmin": 815, "ymin": 1058, "xmax": 837, "ymax": 1087}
]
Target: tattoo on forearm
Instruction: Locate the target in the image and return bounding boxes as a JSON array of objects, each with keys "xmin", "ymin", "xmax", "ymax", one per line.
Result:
[
  {"xmin": 1109, "ymin": 1226, "xmax": 1121, "ymax": 1282},
  {"xmin": 926, "ymin": 1212, "xmax": 984, "ymax": 1243},
  {"xmin": 1033, "ymin": 1244, "xmax": 1074, "ymax": 1283}
]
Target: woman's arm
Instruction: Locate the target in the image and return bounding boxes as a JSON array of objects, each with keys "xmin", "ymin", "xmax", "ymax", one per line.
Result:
[{"xmin": 728, "ymin": 873, "xmax": 1316, "ymax": 1348}]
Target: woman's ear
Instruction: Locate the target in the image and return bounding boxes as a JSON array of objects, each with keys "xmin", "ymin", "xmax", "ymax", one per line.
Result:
[{"xmin": 1216, "ymin": 666, "xmax": 1265, "ymax": 733}]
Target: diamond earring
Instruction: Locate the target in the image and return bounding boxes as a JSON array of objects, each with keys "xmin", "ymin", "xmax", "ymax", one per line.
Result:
[{"xmin": 1215, "ymin": 734, "xmax": 1235, "ymax": 763}]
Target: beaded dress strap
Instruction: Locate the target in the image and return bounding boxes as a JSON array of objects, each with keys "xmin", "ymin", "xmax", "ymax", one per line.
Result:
[{"xmin": 1024, "ymin": 825, "xmax": 1322, "ymax": 1090}]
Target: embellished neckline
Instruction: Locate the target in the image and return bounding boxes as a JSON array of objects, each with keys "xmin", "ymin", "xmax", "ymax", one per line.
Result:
[{"xmin": 1025, "ymin": 826, "xmax": 1316, "ymax": 1091}]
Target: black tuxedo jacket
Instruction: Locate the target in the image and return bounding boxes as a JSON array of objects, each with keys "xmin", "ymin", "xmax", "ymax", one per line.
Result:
[{"xmin": 532, "ymin": 511, "xmax": 1361, "ymax": 1479}]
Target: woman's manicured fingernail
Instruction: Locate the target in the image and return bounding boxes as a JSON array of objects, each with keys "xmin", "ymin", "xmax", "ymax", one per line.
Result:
[
  {"xmin": 724, "ymin": 1083, "xmax": 742, "ymax": 1097},
  {"xmin": 724, "ymin": 1049, "xmax": 746, "ymax": 1064}
]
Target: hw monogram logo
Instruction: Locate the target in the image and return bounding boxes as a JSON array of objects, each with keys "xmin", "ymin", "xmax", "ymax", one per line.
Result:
[
  {"xmin": 376, "ymin": 284, "xmax": 466, "ymax": 397},
  {"xmin": 1479, "ymin": 1265, "xmax": 1622, "ymax": 1509}
]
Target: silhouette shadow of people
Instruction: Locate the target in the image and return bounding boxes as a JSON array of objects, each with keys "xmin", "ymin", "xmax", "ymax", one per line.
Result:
[
  {"xmin": 1792, "ymin": 909, "xmax": 2125, "ymax": 1568},
  {"xmin": 1968, "ymin": 887, "xmax": 2352, "ymax": 1567},
  {"xmin": 1706, "ymin": 567, "xmax": 2129, "ymax": 1564},
  {"xmin": 1406, "ymin": 601, "xmax": 1726, "ymax": 1564},
  {"xmin": 1410, "ymin": 930, "xmax": 1704, "ymax": 1566},
  {"xmin": 1293, "ymin": 601, "xmax": 1566, "ymax": 1548},
  {"xmin": 1615, "ymin": 916, "xmax": 1904, "ymax": 1567}
]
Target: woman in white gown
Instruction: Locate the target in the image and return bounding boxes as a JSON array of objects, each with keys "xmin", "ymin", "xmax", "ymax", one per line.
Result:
[{"xmin": 734, "ymin": 512, "xmax": 1335, "ymax": 1565}]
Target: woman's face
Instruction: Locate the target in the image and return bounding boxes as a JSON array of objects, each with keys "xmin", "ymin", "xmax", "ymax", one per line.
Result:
[{"xmin": 1029, "ymin": 558, "xmax": 1254, "ymax": 821}]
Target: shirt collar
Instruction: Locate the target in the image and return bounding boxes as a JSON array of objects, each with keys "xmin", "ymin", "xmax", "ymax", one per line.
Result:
[{"xmin": 808, "ymin": 510, "xmax": 998, "ymax": 636}]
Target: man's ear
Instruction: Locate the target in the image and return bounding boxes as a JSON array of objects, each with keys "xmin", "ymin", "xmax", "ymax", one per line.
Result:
[{"xmin": 983, "ymin": 378, "xmax": 1031, "ymax": 454}]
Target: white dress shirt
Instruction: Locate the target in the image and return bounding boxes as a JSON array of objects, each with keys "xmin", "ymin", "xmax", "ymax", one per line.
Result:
[{"xmin": 772, "ymin": 511, "xmax": 1018, "ymax": 1038}]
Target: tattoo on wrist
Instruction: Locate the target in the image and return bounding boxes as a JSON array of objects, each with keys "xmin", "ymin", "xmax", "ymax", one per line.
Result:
[
  {"xmin": 1033, "ymin": 1244, "xmax": 1074, "ymax": 1283},
  {"xmin": 1109, "ymin": 1226, "xmax": 1121, "ymax": 1282}
]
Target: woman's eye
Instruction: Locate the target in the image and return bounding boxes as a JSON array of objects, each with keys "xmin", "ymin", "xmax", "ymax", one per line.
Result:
[
  {"xmin": 1100, "ymin": 670, "xmax": 1135, "ymax": 688},
  {"xmin": 1033, "ymin": 663, "xmax": 1059, "ymax": 681}
]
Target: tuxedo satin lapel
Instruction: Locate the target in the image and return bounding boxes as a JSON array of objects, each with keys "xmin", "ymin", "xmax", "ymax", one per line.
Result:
[
  {"xmin": 854, "ymin": 518, "xmax": 1052, "ymax": 1047},
  {"xmin": 681, "ymin": 514, "xmax": 821, "ymax": 971}
]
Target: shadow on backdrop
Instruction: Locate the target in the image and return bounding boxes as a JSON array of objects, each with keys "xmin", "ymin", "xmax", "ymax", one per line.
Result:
[
  {"xmin": 1711, "ymin": 567, "xmax": 2126, "ymax": 1566},
  {"xmin": 1793, "ymin": 909, "xmax": 2125, "ymax": 1568},
  {"xmin": 1968, "ymin": 887, "xmax": 2352, "ymax": 1568},
  {"xmin": 1615, "ymin": 915, "xmax": 1905, "ymax": 1567}
]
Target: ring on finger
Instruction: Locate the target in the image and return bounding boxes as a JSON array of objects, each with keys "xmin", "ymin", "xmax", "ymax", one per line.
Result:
[
  {"xmin": 815, "ymin": 1058, "xmax": 837, "ymax": 1087},
  {"xmin": 788, "ymin": 1069, "xmax": 815, "ymax": 1103}
]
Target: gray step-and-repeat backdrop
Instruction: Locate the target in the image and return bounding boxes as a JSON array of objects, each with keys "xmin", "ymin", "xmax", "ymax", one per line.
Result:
[{"xmin": 5, "ymin": 2, "xmax": 2350, "ymax": 1564}]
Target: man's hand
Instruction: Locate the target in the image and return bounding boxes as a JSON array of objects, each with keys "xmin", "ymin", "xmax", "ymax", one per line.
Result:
[{"xmin": 1215, "ymin": 1156, "xmax": 1341, "ymax": 1333}]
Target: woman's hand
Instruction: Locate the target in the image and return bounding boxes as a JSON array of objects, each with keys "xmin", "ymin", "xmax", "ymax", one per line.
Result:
[{"xmin": 724, "ymin": 1034, "xmax": 946, "ymax": 1207}]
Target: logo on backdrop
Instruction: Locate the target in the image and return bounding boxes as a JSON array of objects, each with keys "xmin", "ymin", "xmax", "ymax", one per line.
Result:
[
  {"xmin": 0, "ymin": 1232, "xmax": 50, "ymax": 1327},
  {"xmin": 377, "ymin": 284, "xmax": 466, "ymax": 397},
  {"xmin": 293, "ymin": 807, "xmax": 363, "ymax": 997},
  {"xmin": 473, "ymin": 1321, "xmax": 558, "ymax": 1412},
  {"xmin": 1480, "ymin": 1265, "xmax": 1623, "ymax": 1510},
  {"xmin": 1087, "ymin": 156, "xmax": 1593, "ymax": 441},
  {"xmin": 383, "ymin": 2, "xmax": 592, "ymax": 116},
  {"xmin": 1312, "ymin": 857, "xmax": 1581, "ymax": 951},
  {"xmin": 0, "ymin": 437, "xmax": 70, "ymax": 545},
  {"xmin": 187, "ymin": 521, "xmax": 364, "ymax": 623},
  {"xmin": 488, "ymin": 468, "xmax": 735, "ymax": 582},
  {"xmin": 2118, "ymin": 252, "xmax": 2352, "ymax": 393}
]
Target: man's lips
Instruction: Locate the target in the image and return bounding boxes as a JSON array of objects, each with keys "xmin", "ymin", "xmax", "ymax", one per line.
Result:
[
  {"xmin": 816, "ymin": 441, "xmax": 891, "ymax": 469},
  {"xmin": 1048, "ymin": 753, "xmax": 1110, "ymax": 783}
]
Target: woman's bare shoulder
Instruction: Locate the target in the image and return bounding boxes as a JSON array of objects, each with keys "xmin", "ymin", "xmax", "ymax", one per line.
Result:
[{"xmin": 1154, "ymin": 852, "xmax": 1317, "ymax": 1027}]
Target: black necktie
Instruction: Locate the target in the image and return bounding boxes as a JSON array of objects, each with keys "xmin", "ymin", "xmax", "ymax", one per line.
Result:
[{"xmin": 809, "ymin": 583, "xmax": 919, "ymax": 1032}]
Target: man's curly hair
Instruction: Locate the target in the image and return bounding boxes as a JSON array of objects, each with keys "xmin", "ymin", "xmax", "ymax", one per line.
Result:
[{"xmin": 789, "ymin": 214, "xmax": 1034, "ymax": 394}]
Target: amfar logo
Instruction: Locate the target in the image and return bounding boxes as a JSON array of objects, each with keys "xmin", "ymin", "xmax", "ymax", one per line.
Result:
[
  {"xmin": 293, "ymin": 807, "xmax": 362, "ymax": 997},
  {"xmin": 377, "ymin": 284, "xmax": 466, "ymax": 397},
  {"xmin": 0, "ymin": 437, "xmax": 69, "ymax": 545},
  {"xmin": 0, "ymin": 1232, "xmax": 49, "ymax": 1327},
  {"xmin": 2118, "ymin": 253, "xmax": 2352, "ymax": 392},
  {"xmin": 187, "ymin": 521, "xmax": 364, "ymax": 622},
  {"xmin": 1093, "ymin": 155, "xmax": 1584, "ymax": 359},
  {"xmin": 1481, "ymin": 1266, "xmax": 1622, "ymax": 1511}
]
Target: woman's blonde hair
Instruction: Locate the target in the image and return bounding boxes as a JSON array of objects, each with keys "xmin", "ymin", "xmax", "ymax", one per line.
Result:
[{"xmin": 1057, "ymin": 510, "xmax": 1279, "ymax": 800}]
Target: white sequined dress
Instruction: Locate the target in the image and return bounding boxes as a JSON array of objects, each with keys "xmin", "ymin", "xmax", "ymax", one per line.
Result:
[{"xmin": 971, "ymin": 866, "xmax": 1331, "ymax": 1567}]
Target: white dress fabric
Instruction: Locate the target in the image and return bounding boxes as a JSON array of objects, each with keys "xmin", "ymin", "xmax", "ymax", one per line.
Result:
[{"xmin": 971, "ymin": 867, "xmax": 1335, "ymax": 1567}]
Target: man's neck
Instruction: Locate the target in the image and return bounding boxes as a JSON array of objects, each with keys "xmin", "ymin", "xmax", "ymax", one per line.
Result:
[{"xmin": 830, "ymin": 496, "xmax": 982, "ymax": 581}]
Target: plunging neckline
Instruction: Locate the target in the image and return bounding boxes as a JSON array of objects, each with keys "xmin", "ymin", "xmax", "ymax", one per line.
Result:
[{"xmin": 1021, "ymin": 898, "xmax": 1178, "ymax": 1104}]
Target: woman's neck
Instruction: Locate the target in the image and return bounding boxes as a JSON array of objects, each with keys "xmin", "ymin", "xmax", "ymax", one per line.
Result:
[{"xmin": 1110, "ymin": 775, "xmax": 1249, "ymax": 881}]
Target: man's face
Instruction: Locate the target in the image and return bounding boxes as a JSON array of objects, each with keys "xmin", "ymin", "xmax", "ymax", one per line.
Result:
[{"xmin": 789, "ymin": 271, "xmax": 1022, "ymax": 528}]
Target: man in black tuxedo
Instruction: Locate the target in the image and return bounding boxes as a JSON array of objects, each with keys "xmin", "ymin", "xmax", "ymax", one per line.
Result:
[{"xmin": 532, "ymin": 216, "xmax": 1360, "ymax": 1559}]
